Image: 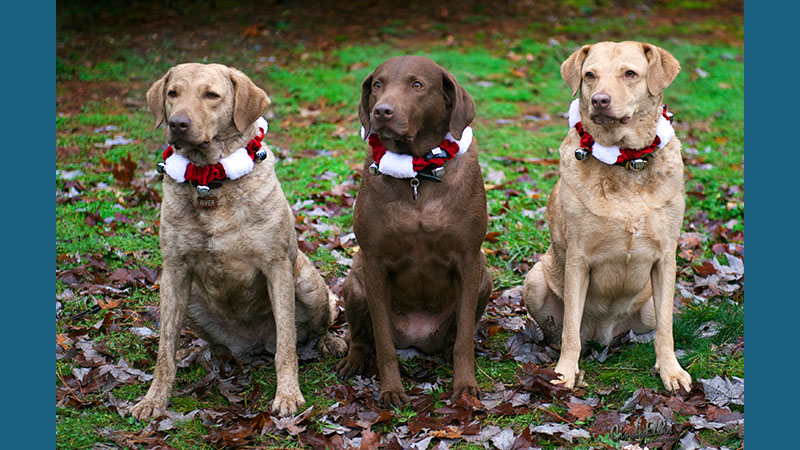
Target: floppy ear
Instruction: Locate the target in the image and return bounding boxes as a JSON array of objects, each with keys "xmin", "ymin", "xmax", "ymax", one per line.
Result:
[
  {"xmin": 560, "ymin": 44, "xmax": 592, "ymax": 97},
  {"xmin": 442, "ymin": 70, "xmax": 475, "ymax": 140},
  {"xmin": 641, "ymin": 43, "xmax": 681, "ymax": 96},
  {"xmin": 229, "ymin": 67, "xmax": 271, "ymax": 133},
  {"xmin": 146, "ymin": 68, "xmax": 172, "ymax": 128},
  {"xmin": 358, "ymin": 73, "xmax": 374, "ymax": 136}
]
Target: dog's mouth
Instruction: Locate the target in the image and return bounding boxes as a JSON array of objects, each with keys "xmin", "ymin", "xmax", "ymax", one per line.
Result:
[
  {"xmin": 590, "ymin": 113, "xmax": 631, "ymax": 125},
  {"xmin": 374, "ymin": 126, "xmax": 416, "ymax": 143},
  {"xmin": 169, "ymin": 138, "xmax": 211, "ymax": 151}
]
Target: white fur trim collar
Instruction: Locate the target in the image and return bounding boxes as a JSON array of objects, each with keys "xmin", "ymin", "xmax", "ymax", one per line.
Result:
[
  {"xmin": 360, "ymin": 126, "xmax": 473, "ymax": 179},
  {"xmin": 162, "ymin": 117, "xmax": 268, "ymax": 184},
  {"xmin": 568, "ymin": 99, "xmax": 674, "ymax": 165}
]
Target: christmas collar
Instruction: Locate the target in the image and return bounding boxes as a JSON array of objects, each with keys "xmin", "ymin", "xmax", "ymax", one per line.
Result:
[
  {"xmin": 568, "ymin": 99, "xmax": 674, "ymax": 170},
  {"xmin": 360, "ymin": 126, "xmax": 473, "ymax": 180},
  {"xmin": 158, "ymin": 117, "xmax": 269, "ymax": 193}
]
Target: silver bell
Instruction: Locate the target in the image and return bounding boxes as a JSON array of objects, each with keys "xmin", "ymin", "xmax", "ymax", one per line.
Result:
[
  {"xmin": 575, "ymin": 148, "xmax": 589, "ymax": 161},
  {"xmin": 369, "ymin": 162, "xmax": 380, "ymax": 175},
  {"xmin": 196, "ymin": 185, "xmax": 212, "ymax": 197},
  {"xmin": 626, "ymin": 159, "xmax": 647, "ymax": 171},
  {"xmin": 156, "ymin": 161, "xmax": 166, "ymax": 174},
  {"xmin": 254, "ymin": 148, "xmax": 268, "ymax": 162},
  {"xmin": 431, "ymin": 166, "xmax": 445, "ymax": 178}
]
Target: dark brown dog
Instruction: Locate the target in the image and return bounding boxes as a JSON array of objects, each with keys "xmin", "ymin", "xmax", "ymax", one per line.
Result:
[{"xmin": 336, "ymin": 56, "xmax": 493, "ymax": 405}]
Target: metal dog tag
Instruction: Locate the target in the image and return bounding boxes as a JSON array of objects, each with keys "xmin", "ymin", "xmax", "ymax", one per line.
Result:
[
  {"xmin": 197, "ymin": 196, "xmax": 218, "ymax": 210},
  {"xmin": 410, "ymin": 177, "xmax": 419, "ymax": 201}
]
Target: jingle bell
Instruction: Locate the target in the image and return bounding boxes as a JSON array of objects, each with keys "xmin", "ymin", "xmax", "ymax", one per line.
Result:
[
  {"xmin": 369, "ymin": 162, "xmax": 380, "ymax": 175},
  {"xmin": 196, "ymin": 185, "xmax": 212, "ymax": 197},
  {"xmin": 575, "ymin": 148, "xmax": 589, "ymax": 161},
  {"xmin": 626, "ymin": 158, "xmax": 646, "ymax": 171},
  {"xmin": 431, "ymin": 166, "xmax": 445, "ymax": 178},
  {"xmin": 156, "ymin": 161, "xmax": 166, "ymax": 174},
  {"xmin": 254, "ymin": 148, "xmax": 268, "ymax": 162}
]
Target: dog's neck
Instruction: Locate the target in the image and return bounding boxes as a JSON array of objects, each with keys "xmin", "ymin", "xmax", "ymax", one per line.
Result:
[
  {"xmin": 579, "ymin": 94, "xmax": 663, "ymax": 150},
  {"xmin": 179, "ymin": 123, "xmax": 260, "ymax": 167},
  {"xmin": 380, "ymin": 125, "xmax": 451, "ymax": 158}
]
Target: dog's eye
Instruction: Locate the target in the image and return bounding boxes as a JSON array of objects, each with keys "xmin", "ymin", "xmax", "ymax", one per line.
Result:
[
  {"xmin": 167, "ymin": 90, "xmax": 178, "ymax": 98},
  {"xmin": 373, "ymin": 81, "xmax": 382, "ymax": 90},
  {"xmin": 584, "ymin": 72, "xmax": 595, "ymax": 80},
  {"xmin": 412, "ymin": 81, "xmax": 423, "ymax": 90},
  {"xmin": 624, "ymin": 70, "xmax": 637, "ymax": 78},
  {"xmin": 205, "ymin": 92, "xmax": 220, "ymax": 99}
]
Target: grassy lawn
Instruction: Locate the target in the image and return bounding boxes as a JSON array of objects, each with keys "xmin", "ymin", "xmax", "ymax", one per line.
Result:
[{"xmin": 56, "ymin": 1, "xmax": 743, "ymax": 449}]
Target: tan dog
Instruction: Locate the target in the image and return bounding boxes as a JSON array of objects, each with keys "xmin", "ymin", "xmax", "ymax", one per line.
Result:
[
  {"xmin": 522, "ymin": 42, "xmax": 692, "ymax": 392},
  {"xmin": 130, "ymin": 63, "xmax": 346, "ymax": 420},
  {"xmin": 336, "ymin": 56, "xmax": 493, "ymax": 405}
]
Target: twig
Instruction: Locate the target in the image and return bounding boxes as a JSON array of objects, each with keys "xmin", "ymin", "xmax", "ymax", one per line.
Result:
[
  {"xmin": 535, "ymin": 405, "xmax": 575, "ymax": 427},
  {"xmin": 56, "ymin": 369, "xmax": 84, "ymax": 404}
]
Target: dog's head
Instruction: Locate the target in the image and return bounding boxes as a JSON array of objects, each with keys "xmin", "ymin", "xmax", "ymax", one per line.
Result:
[
  {"xmin": 561, "ymin": 41, "xmax": 680, "ymax": 127},
  {"xmin": 147, "ymin": 63, "xmax": 270, "ymax": 156},
  {"xmin": 358, "ymin": 55, "xmax": 474, "ymax": 157}
]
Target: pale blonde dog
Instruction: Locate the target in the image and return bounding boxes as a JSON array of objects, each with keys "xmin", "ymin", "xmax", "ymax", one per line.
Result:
[
  {"xmin": 130, "ymin": 63, "xmax": 346, "ymax": 420},
  {"xmin": 523, "ymin": 42, "xmax": 691, "ymax": 392}
]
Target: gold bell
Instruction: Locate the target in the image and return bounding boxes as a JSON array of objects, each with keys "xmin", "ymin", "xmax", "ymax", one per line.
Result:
[
  {"xmin": 196, "ymin": 185, "xmax": 212, "ymax": 197},
  {"xmin": 626, "ymin": 159, "xmax": 647, "ymax": 171},
  {"xmin": 575, "ymin": 148, "xmax": 589, "ymax": 161},
  {"xmin": 254, "ymin": 148, "xmax": 268, "ymax": 162},
  {"xmin": 156, "ymin": 161, "xmax": 166, "ymax": 174},
  {"xmin": 369, "ymin": 162, "xmax": 380, "ymax": 175}
]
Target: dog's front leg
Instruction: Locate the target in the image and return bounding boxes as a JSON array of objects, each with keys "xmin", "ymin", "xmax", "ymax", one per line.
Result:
[
  {"xmin": 363, "ymin": 259, "xmax": 408, "ymax": 406},
  {"xmin": 553, "ymin": 251, "xmax": 589, "ymax": 389},
  {"xmin": 131, "ymin": 262, "xmax": 191, "ymax": 420},
  {"xmin": 265, "ymin": 257, "xmax": 304, "ymax": 416},
  {"xmin": 651, "ymin": 254, "xmax": 692, "ymax": 392},
  {"xmin": 451, "ymin": 255, "xmax": 482, "ymax": 402}
]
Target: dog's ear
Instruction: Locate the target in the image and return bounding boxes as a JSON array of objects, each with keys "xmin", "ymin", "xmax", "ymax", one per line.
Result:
[
  {"xmin": 229, "ymin": 67, "xmax": 271, "ymax": 133},
  {"xmin": 641, "ymin": 43, "xmax": 681, "ymax": 96},
  {"xmin": 442, "ymin": 70, "xmax": 475, "ymax": 140},
  {"xmin": 146, "ymin": 68, "xmax": 173, "ymax": 128},
  {"xmin": 358, "ymin": 73, "xmax": 374, "ymax": 136},
  {"xmin": 561, "ymin": 44, "xmax": 592, "ymax": 97}
]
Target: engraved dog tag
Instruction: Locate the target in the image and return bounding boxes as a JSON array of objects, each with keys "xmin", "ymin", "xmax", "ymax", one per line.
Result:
[{"xmin": 197, "ymin": 196, "xmax": 218, "ymax": 210}]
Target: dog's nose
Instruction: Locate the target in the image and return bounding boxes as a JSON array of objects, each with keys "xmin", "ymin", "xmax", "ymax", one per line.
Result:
[
  {"xmin": 591, "ymin": 93, "xmax": 611, "ymax": 110},
  {"xmin": 373, "ymin": 103, "xmax": 395, "ymax": 121},
  {"xmin": 168, "ymin": 115, "xmax": 191, "ymax": 133}
]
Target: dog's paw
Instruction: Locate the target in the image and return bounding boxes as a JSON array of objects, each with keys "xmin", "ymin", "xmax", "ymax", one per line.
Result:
[
  {"xmin": 656, "ymin": 359, "xmax": 692, "ymax": 393},
  {"xmin": 335, "ymin": 353, "xmax": 365, "ymax": 377},
  {"xmin": 379, "ymin": 385, "xmax": 410, "ymax": 407},
  {"xmin": 318, "ymin": 334, "xmax": 348, "ymax": 357},
  {"xmin": 271, "ymin": 388, "xmax": 305, "ymax": 417},
  {"xmin": 450, "ymin": 382, "xmax": 481, "ymax": 404},
  {"xmin": 130, "ymin": 396, "xmax": 167, "ymax": 421},
  {"xmin": 552, "ymin": 360, "xmax": 580, "ymax": 390}
]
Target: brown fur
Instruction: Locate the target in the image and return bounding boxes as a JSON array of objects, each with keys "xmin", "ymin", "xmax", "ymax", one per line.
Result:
[
  {"xmin": 522, "ymin": 42, "xmax": 691, "ymax": 392},
  {"xmin": 130, "ymin": 63, "xmax": 346, "ymax": 420},
  {"xmin": 336, "ymin": 56, "xmax": 493, "ymax": 405}
]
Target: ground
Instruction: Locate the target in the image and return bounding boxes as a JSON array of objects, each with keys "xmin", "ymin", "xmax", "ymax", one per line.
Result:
[{"xmin": 56, "ymin": 1, "xmax": 744, "ymax": 449}]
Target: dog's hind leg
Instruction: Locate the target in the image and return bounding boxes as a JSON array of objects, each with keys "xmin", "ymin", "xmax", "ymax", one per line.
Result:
[
  {"xmin": 523, "ymin": 260, "xmax": 565, "ymax": 348},
  {"xmin": 293, "ymin": 251, "xmax": 347, "ymax": 356},
  {"xmin": 335, "ymin": 255, "xmax": 373, "ymax": 377}
]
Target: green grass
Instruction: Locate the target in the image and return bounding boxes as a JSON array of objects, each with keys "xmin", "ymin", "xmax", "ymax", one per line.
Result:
[{"xmin": 56, "ymin": 2, "xmax": 743, "ymax": 448}]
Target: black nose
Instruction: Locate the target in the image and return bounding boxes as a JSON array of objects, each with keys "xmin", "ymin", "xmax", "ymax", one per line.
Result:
[
  {"xmin": 373, "ymin": 103, "xmax": 395, "ymax": 121},
  {"xmin": 591, "ymin": 93, "xmax": 611, "ymax": 110},
  {"xmin": 168, "ymin": 115, "xmax": 191, "ymax": 133}
]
